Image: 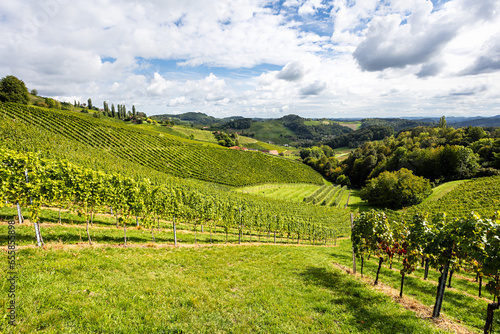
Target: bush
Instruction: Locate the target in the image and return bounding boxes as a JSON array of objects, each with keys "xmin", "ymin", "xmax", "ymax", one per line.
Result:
[
  {"xmin": 360, "ymin": 168, "xmax": 431, "ymax": 209},
  {"xmin": 0, "ymin": 75, "xmax": 30, "ymax": 104}
]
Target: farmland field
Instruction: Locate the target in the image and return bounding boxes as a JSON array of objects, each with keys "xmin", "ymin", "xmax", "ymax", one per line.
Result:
[{"xmin": 338, "ymin": 122, "xmax": 362, "ymax": 130}]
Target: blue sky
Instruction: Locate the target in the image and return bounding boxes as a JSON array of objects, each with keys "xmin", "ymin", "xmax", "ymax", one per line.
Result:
[{"xmin": 0, "ymin": 0, "xmax": 499, "ymax": 118}]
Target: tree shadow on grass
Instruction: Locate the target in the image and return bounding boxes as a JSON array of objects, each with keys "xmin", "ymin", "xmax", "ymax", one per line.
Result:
[{"xmin": 300, "ymin": 266, "xmax": 436, "ymax": 334}]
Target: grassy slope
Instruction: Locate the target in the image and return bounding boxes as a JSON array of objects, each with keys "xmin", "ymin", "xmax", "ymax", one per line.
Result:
[
  {"xmin": 238, "ymin": 184, "xmax": 354, "ymax": 209},
  {"xmin": 1, "ymin": 245, "xmax": 446, "ymax": 334}
]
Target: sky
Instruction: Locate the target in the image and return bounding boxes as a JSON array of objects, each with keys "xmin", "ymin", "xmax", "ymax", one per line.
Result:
[{"xmin": 1, "ymin": 0, "xmax": 500, "ymax": 119}]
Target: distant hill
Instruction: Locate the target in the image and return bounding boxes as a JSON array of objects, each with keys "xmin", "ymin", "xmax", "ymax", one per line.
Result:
[
  {"xmin": 449, "ymin": 115, "xmax": 500, "ymax": 128},
  {"xmin": 360, "ymin": 118, "xmax": 435, "ymax": 132},
  {"xmin": 153, "ymin": 112, "xmax": 220, "ymax": 125}
]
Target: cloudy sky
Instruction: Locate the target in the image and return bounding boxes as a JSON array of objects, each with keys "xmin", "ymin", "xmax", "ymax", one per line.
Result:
[{"xmin": 1, "ymin": 0, "xmax": 499, "ymax": 118}]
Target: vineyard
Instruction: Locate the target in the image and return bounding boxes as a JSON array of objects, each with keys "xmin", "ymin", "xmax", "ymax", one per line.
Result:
[
  {"xmin": 0, "ymin": 103, "xmax": 323, "ymax": 186},
  {"xmin": 350, "ymin": 210, "xmax": 500, "ymax": 333},
  {"xmin": 3, "ymin": 100, "xmax": 500, "ymax": 333},
  {"xmin": 303, "ymin": 184, "xmax": 350, "ymax": 208},
  {"xmin": 237, "ymin": 183, "xmax": 351, "ymax": 208},
  {"xmin": 0, "ymin": 148, "xmax": 351, "ymax": 248},
  {"xmin": 388, "ymin": 175, "xmax": 500, "ymax": 221}
]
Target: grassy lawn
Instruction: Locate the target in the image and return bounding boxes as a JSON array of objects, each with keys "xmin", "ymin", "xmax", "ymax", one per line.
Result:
[
  {"xmin": 346, "ymin": 189, "xmax": 371, "ymax": 212},
  {"xmin": 237, "ymin": 184, "xmax": 322, "ymax": 202},
  {"xmin": 1, "ymin": 244, "xmax": 449, "ymax": 333}
]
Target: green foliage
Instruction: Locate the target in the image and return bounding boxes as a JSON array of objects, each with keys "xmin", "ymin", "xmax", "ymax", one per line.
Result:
[
  {"xmin": 351, "ymin": 210, "xmax": 392, "ymax": 258},
  {"xmin": 300, "ymin": 146, "xmax": 340, "ymax": 182},
  {"xmin": 279, "ymin": 114, "xmax": 352, "ymax": 142},
  {"xmin": 223, "ymin": 117, "xmax": 252, "ymax": 129},
  {"xmin": 326, "ymin": 125, "xmax": 394, "ymax": 149},
  {"xmin": 213, "ymin": 131, "xmax": 238, "ymax": 147},
  {"xmin": 0, "ymin": 75, "xmax": 30, "ymax": 104},
  {"xmin": 360, "ymin": 168, "xmax": 431, "ymax": 209},
  {"xmin": 336, "ymin": 126, "xmax": 493, "ymax": 187},
  {"xmin": 44, "ymin": 97, "xmax": 61, "ymax": 109}
]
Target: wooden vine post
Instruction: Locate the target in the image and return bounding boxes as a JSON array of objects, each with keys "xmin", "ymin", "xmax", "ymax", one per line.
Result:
[{"xmin": 350, "ymin": 213, "xmax": 356, "ymax": 274}]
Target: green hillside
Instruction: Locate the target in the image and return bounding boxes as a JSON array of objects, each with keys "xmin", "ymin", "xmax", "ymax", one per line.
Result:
[{"xmin": 0, "ymin": 103, "xmax": 323, "ymax": 186}]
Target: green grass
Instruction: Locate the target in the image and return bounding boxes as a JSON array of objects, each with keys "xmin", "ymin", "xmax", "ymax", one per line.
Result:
[
  {"xmin": 1, "ymin": 245, "xmax": 449, "ymax": 333},
  {"xmin": 303, "ymin": 120, "xmax": 333, "ymax": 126},
  {"xmin": 346, "ymin": 189, "xmax": 372, "ymax": 212},
  {"xmin": 245, "ymin": 120, "xmax": 295, "ymax": 145},
  {"xmin": 169, "ymin": 126, "xmax": 218, "ymax": 143},
  {"xmin": 333, "ymin": 147, "xmax": 353, "ymax": 161},
  {"xmin": 237, "ymin": 183, "xmax": 322, "ymax": 202}
]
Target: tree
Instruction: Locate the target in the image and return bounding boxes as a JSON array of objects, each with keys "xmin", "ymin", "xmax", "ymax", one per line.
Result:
[
  {"xmin": 103, "ymin": 101, "xmax": 109, "ymax": 116},
  {"xmin": 438, "ymin": 116, "xmax": 447, "ymax": 129},
  {"xmin": 30, "ymin": 89, "xmax": 38, "ymax": 96},
  {"xmin": 132, "ymin": 105, "xmax": 136, "ymax": 118},
  {"xmin": 87, "ymin": 98, "xmax": 92, "ymax": 110},
  {"xmin": 0, "ymin": 75, "xmax": 30, "ymax": 104},
  {"xmin": 360, "ymin": 168, "xmax": 431, "ymax": 209},
  {"xmin": 111, "ymin": 104, "xmax": 116, "ymax": 118}
]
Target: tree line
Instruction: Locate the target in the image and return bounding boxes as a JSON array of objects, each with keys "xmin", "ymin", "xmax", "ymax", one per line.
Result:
[{"xmin": 301, "ymin": 122, "xmax": 500, "ymax": 208}]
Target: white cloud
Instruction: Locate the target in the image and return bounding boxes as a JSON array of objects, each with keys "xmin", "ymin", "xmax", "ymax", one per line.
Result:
[
  {"xmin": 0, "ymin": 0, "xmax": 499, "ymax": 118},
  {"xmin": 147, "ymin": 73, "xmax": 175, "ymax": 96},
  {"xmin": 277, "ymin": 60, "xmax": 305, "ymax": 81}
]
